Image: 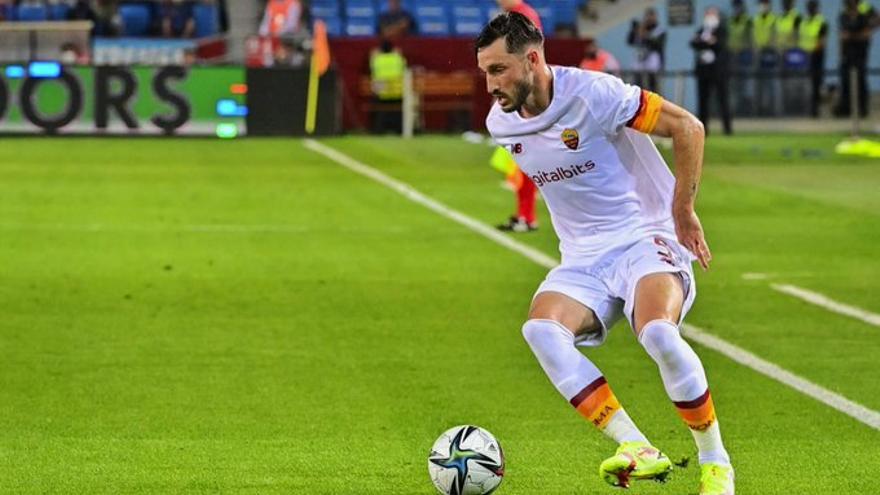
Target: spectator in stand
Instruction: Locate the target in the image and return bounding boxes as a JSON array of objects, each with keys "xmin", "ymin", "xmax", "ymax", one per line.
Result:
[
  {"xmin": 579, "ymin": 37, "xmax": 621, "ymax": 76},
  {"xmin": 259, "ymin": 0, "xmax": 303, "ymax": 39},
  {"xmin": 378, "ymin": 0, "xmax": 416, "ymax": 39},
  {"xmin": 67, "ymin": 0, "xmax": 95, "ymax": 21},
  {"xmin": 93, "ymin": 0, "xmax": 122, "ymax": 37},
  {"xmin": 59, "ymin": 41, "xmax": 90, "ymax": 65},
  {"xmin": 157, "ymin": 0, "xmax": 196, "ymax": 38},
  {"xmin": 627, "ymin": 8, "xmax": 665, "ymax": 92},
  {"xmin": 0, "ymin": 0, "xmax": 15, "ymax": 22}
]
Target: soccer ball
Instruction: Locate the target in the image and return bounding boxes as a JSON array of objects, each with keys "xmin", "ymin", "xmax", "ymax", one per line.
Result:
[{"xmin": 427, "ymin": 425, "xmax": 505, "ymax": 495}]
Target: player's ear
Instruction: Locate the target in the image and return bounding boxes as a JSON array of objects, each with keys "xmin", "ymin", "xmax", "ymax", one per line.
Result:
[{"xmin": 525, "ymin": 48, "xmax": 540, "ymax": 67}]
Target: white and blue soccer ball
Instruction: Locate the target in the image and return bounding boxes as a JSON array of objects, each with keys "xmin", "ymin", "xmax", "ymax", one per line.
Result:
[{"xmin": 428, "ymin": 425, "xmax": 505, "ymax": 495}]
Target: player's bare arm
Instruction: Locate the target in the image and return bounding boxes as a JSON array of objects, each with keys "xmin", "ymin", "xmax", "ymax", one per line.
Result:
[{"xmin": 651, "ymin": 101, "xmax": 713, "ymax": 271}]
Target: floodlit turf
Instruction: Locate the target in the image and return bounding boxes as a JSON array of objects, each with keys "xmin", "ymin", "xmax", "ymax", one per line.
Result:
[{"xmin": 0, "ymin": 135, "xmax": 878, "ymax": 494}]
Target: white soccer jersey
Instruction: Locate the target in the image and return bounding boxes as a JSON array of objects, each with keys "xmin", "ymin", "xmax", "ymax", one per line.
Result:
[{"xmin": 487, "ymin": 66, "xmax": 681, "ymax": 265}]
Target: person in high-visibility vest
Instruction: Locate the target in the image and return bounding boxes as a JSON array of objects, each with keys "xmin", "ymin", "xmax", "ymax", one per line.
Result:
[
  {"xmin": 753, "ymin": 0, "xmax": 777, "ymax": 51},
  {"xmin": 728, "ymin": 0, "xmax": 752, "ymax": 55},
  {"xmin": 753, "ymin": 0, "xmax": 777, "ymax": 115},
  {"xmin": 775, "ymin": 0, "xmax": 802, "ymax": 51},
  {"xmin": 369, "ymin": 40, "xmax": 407, "ymax": 133},
  {"xmin": 728, "ymin": 0, "xmax": 752, "ymax": 115},
  {"xmin": 858, "ymin": 0, "xmax": 879, "ymax": 27},
  {"xmin": 799, "ymin": 0, "xmax": 828, "ymax": 117}
]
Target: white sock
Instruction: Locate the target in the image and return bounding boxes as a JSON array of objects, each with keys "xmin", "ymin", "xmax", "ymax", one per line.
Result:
[
  {"xmin": 639, "ymin": 319, "xmax": 730, "ymax": 465},
  {"xmin": 522, "ymin": 319, "xmax": 648, "ymax": 444}
]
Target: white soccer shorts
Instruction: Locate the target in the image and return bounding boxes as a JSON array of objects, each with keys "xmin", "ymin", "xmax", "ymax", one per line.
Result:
[{"xmin": 534, "ymin": 235, "xmax": 697, "ymax": 347}]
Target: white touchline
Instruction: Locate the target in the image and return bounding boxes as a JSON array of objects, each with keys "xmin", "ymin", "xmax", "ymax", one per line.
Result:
[
  {"xmin": 304, "ymin": 138, "xmax": 880, "ymax": 431},
  {"xmin": 681, "ymin": 324, "xmax": 880, "ymax": 429},
  {"xmin": 771, "ymin": 284, "xmax": 880, "ymax": 328}
]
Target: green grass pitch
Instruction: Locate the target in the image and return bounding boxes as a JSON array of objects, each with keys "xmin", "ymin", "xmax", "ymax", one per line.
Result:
[{"xmin": 1, "ymin": 134, "xmax": 878, "ymax": 494}]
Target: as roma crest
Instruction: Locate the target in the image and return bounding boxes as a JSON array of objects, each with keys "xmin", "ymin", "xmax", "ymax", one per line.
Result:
[{"xmin": 561, "ymin": 128, "xmax": 579, "ymax": 150}]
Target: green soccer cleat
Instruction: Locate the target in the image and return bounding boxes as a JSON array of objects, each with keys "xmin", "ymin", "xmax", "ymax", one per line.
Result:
[
  {"xmin": 598, "ymin": 441, "xmax": 672, "ymax": 489},
  {"xmin": 699, "ymin": 462, "xmax": 735, "ymax": 495}
]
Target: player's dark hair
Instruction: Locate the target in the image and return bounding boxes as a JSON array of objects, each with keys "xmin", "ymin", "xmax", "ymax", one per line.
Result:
[{"xmin": 475, "ymin": 12, "xmax": 544, "ymax": 55}]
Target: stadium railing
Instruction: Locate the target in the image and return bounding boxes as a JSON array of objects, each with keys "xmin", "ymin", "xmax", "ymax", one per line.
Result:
[
  {"xmin": 623, "ymin": 68, "xmax": 880, "ymax": 120},
  {"xmin": 0, "ymin": 21, "xmax": 93, "ymax": 64}
]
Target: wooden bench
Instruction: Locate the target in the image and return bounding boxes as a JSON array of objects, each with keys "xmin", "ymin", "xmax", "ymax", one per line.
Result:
[{"xmin": 359, "ymin": 70, "xmax": 475, "ymax": 116}]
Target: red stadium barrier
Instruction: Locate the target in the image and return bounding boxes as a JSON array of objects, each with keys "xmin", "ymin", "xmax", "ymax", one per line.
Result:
[{"xmin": 328, "ymin": 37, "xmax": 588, "ymax": 131}]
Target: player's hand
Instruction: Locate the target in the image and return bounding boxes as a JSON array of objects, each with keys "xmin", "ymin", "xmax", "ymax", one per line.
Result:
[{"xmin": 674, "ymin": 210, "xmax": 712, "ymax": 271}]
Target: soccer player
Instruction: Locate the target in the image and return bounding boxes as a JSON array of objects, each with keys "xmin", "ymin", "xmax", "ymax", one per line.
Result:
[
  {"xmin": 495, "ymin": 0, "xmax": 542, "ymax": 232},
  {"xmin": 476, "ymin": 13, "xmax": 734, "ymax": 495}
]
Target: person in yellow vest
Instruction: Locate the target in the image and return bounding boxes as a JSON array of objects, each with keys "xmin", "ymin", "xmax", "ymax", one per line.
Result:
[
  {"xmin": 370, "ymin": 40, "xmax": 407, "ymax": 133},
  {"xmin": 776, "ymin": 0, "xmax": 802, "ymax": 50},
  {"xmin": 728, "ymin": 0, "xmax": 752, "ymax": 56},
  {"xmin": 800, "ymin": 0, "xmax": 828, "ymax": 117},
  {"xmin": 753, "ymin": 0, "xmax": 777, "ymax": 51},
  {"xmin": 859, "ymin": 0, "xmax": 879, "ymax": 28},
  {"xmin": 753, "ymin": 0, "xmax": 777, "ymax": 115},
  {"xmin": 728, "ymin": 0, "xmax": 752, "ymax": 115}
]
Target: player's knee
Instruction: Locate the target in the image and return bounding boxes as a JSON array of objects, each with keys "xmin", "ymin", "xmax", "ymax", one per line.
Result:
[
  {"xmin": 638, "ymin": 319, "xmax": 682, "ymax": 362},
  {"xmin": 521, "ymin": 319, "xmax": 571, "ymax": 347}
]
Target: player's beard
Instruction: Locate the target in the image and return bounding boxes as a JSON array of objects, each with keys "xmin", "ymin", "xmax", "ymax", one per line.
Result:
[{"xmin": 495, "ymin": 79, "xmax": 533, "ymax": 113}]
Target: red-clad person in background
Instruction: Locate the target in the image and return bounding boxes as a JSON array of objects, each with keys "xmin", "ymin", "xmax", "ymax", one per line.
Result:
[{"xmin": 494, "ymin": 0, "xmax": 542, "ymax": 232}]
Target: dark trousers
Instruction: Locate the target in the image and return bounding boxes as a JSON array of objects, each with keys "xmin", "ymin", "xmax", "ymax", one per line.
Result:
[
  {"xmin": 697, "ymin": 69, "xmax": 733, "ymax": 135},
  {"xmin": 809, "ymin": 52, "xmax": 824, "ymax": 117},
  {"xmin": 633, "ymin": 72, "xmax": 661, "ymax": 93},
  {"xmin": 837, "ymin": 59, "xmax": 869, "ymax": 117},
  {"xmin": 370, "ymin": 97, "xmax": 403, "ymax": 134}
]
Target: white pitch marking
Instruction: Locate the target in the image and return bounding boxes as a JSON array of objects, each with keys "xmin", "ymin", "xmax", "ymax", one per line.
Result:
[
  {"xmin": 772, "ymin": 283, "xmax": 880, "ymax": 327},
  {"xmin": 306, "ymin": 138, "xmax": 880, "ymax": 431},
  {"xmin": 741, "ymin": 272, "xmax": 771, "ymax": 280},
  {"xmin": 303, "ymin": 139, "xmax": 560, "ymax": 269},
  {"xmin": 682, "ymin": 324, "xmax": 880, "ymax": 429}
]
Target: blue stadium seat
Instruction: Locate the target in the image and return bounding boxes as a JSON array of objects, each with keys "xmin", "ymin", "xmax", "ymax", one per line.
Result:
[
  {"xmin": 16, "ymin": 4, "xmax": 48, "ymax": 22},
  {"xmin": 549, "ymin": 0, "xmax": 579, "ymax": 26},
  {"xmin": 413, "ymin": 0, "xmax": 446, "ymax": 19},
  {"xmin": 119, "ymin": 4, "xmax": 152, "ymax": 37},
  {"xmin": 310, "ymin": 0, "xmax": 343, "ymax": 36},
  {"xmin": 450, "ymin": 1, "xmax": 484, "ymax": 36},
  {"xmin": 344, "ymin": 18, "xmax": 377, "ymax": 37},
  {"xmin": 344, "ymin": 0, "xmax": 377, "ymax": 36},
  {"xmin": 482, "ymin": 1, "xmax": 502, "ymax": 23},
  {"xmin": 310, "ymin": 0, "xmax": 341, "ymax": 20},
  {"xmin": 50, "ymin": 3, "xmax": 70, "ymax": 20},
  {"xmin": 321, "ymin": 16, "xmax": 343, "ymax": 37},
  {"xmin": 530, "ymin": 1, "xmax": 556, "ymax": 35},
  {"xmin": 193, "ymin": 3, "xmax": 219, "ymax": 37},
  {"xmin": 413, "ymin": 0, "xmax": 449, "ymax": 36},
  {"xmin": 345, "ymin": 0, "xmax": 377, "ymax": 19}
]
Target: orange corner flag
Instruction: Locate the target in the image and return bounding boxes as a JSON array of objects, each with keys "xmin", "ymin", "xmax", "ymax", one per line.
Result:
[{"xmin": 306, "ymin": 20, "xmax": 332, "ymax": 134}]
